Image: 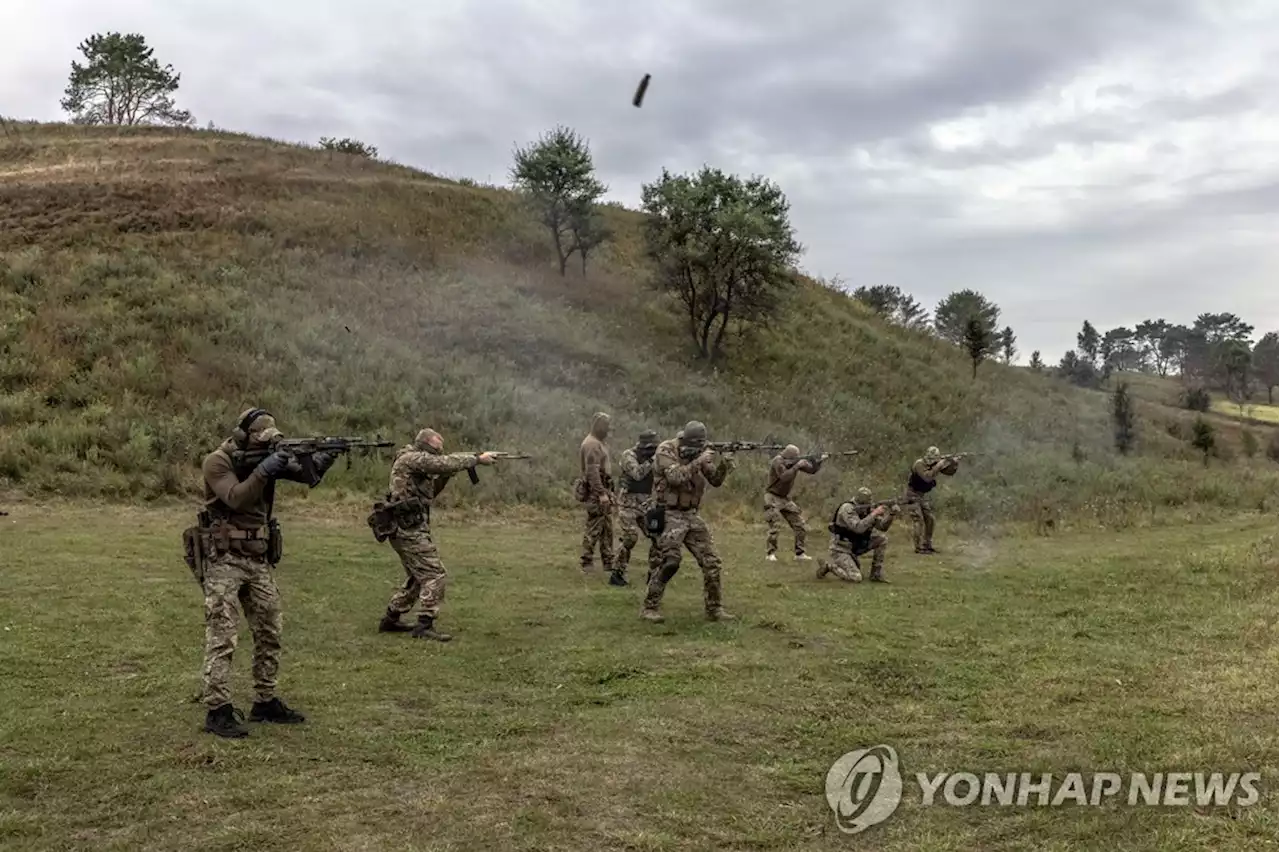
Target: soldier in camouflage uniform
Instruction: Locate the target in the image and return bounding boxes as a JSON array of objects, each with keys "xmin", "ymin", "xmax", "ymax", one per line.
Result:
[
  {"xmin": 641, "ymin": 421, "xmax": 737, "ymax": 623},
  {"xmin": 577, "ymin": 412, "xmax": 615, "ymax": 574},
  {"xmin": 816, "ymin": 487, "xmax": 897, "ymax": 583},
  {"xmin": 197, "ymin": 407, "xmax": 338, "ymax": 738},
  {"xmin": 612, "ymin": 429, "xmax": 660, "ymax": 588},
  {"xmin": 376, "ymin": 428, "xmax": 496, "ymax": 641},
  {"xmin": 764, "ymin": 444, "xmax": 820, "ymax": 562},
  {"xmin": 904, "ymin": 446, "xmax": 959, "ymax": 554}
]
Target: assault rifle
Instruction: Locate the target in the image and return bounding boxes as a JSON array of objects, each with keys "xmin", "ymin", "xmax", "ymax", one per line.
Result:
[
  {"xmin": 705, "ymin": 441, "xmax": 788, "ymax": 454},
  {"xmin": 939, "ymin": 451, "xmax": 982, "ymax": 461},
  {"xmin": 464, "ymin": 451, "xmax": 532, "ymax": 484},
  {"xmin": 791, "ymin": 449, "xmax": 859, "ymax": 472},
  {"xmin": 236, "ymin": 436, "xmax": 395, "ymax": 487}
]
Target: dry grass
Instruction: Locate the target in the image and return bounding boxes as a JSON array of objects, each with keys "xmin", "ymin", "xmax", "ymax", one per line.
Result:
[{"xmin": 0, "ymin": 121, "xmax": 1275, "ymax": 523}]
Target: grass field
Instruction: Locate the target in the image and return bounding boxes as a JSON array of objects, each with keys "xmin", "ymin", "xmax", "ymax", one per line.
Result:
[
  {"xmin": 1, "ymin": 504, "xmax": 1275, "ymax": 851},
  {"xmin": 1211, "ymin": 400, "xmax": 1280, "ymax": 425}
]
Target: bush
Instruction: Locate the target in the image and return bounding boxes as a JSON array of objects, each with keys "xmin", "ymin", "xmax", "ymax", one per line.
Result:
[{"xmin": 1179, "ymin": 386, "xmax": 1211, "ymax": 412}]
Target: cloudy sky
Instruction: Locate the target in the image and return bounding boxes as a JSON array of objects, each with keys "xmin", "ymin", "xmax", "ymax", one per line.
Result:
[{"xmin": 4, "ymin": 0, "xmax": 1277, "ymax": 361}]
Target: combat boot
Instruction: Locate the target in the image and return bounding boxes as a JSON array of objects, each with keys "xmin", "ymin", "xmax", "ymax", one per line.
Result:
[
  {"xmin": 640, "ymin": 608, "xmax": 664, "ymax": 623},
  {"xmin": 378, "ymin": 609, "xmax": 413, "ymax": 633},
  {"xmin": 815, "ymin": 560, "xmax": 830, "ymax": 580},
  {"xmin": 608, "ymin": 571, "xmax": 629, "ymax": 587},
  {"xmin": 795, "ymin": 552, "xmax": 812, "ymax": 561},
  {"xmin": 204, "ymin": 703, "xmax": 248, "ymax": 738},
  {"xmin": 250, "ymin": 697, "xmax": 306, "ymax": 724},
  {"xmin": 706, "ymin": 608, "xmax": 737, "ymax": 622},
  {"xmin": 410, "ymin": 614, "xmax": 453, "ymax": 642}
]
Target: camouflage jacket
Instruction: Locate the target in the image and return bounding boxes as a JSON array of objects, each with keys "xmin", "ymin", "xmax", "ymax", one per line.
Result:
[
  {"xmin": 387, "ymin": 444, "xmax": 479, "ymax": 506},
  {"xmin": 652, "ymin": 438, "xmax": 735, "ymax": 511}
]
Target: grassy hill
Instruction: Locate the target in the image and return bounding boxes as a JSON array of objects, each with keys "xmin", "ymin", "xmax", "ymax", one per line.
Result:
[{"xmin": 0, "ymin": 121, "xmax": 1275, "ymax": 525}]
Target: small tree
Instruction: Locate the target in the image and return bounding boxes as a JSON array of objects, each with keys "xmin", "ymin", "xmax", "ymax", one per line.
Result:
[
  {"xmin": 934, "ymin": 289, "xmax": 1000, "ymax": 346},
  {"xmin": 568, "ymin": 205, "xmax": 612, "ymax": 276},
  {"xmin": 852, "ymin": 284, "xmax": 930, "ymax": 329},
  {"xmin": 1251, "ymin": 332, "xmax": 1277, "ymax": 404},
  {"xmin": 641, "ymin": 166, "xmax": 801, "ymax": 361},
  {"xmin": 1029, "ymin": 350, "xmax": 1045, "ymax": 373},
  {"xmin": 1057, "ymin": 350, "xmax": 1099, "ymax": 388},
  {"xmin": 320, "ymin": 136, "xmax": 378, "ymax": 158},
  {"xmin": 963, "ymin": 317, "xmax": 994, "ymax": 379},
  {"xmin": 1190, "ymin": 417, "xmax": 1215, "ymax": 466},
  {"xmin": 60, "ymin": 32, "xmax": 193, "ymax": 126},
  {"xmin": 1077, "ymin": 320, "xmax": 1100, "ymax": 367},
  {"xmin": 1179, "ymin": 386, "xmax": 1211, "ymax": 412},
  {"xmin": 510, "ymin": 126, "xmax": 608, "ymax": 277},
  {"xmin": 999, "ymin": 326, "xmax": 1017, "ymax": 365},
  {"xmin": 1111, "ymin": 382, "xmax": 1136, "ymax": 454}
]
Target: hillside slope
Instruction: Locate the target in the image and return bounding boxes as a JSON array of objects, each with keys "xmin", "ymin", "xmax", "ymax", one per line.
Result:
[{"xmin": 0, "ymin": 122, "xmax": 1274, "ymax": 524}]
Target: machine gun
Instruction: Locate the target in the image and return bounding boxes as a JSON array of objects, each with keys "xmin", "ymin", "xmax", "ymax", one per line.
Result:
[
  {"xmin": 235, "ymin": 436, "xmax": 395, "ymax": 487},
  {"xmin": 463, "ymin": 451, "xmax": 533, "ymax": 484}
]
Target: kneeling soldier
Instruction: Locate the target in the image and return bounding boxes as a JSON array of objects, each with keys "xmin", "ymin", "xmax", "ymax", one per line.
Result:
[{"xmin": 816, "ymin": 488, "xmax": 897, "ymax": 584}]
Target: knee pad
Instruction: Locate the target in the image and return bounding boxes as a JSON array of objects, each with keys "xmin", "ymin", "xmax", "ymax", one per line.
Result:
[{"xmin": 658, "ymin": 561, "xmax": 680, "ymax": 584}]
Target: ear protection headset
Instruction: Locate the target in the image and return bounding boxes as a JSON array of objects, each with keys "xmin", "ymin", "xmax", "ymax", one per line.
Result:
[{"xmin": 232, "ymin": 408, "xmax": 271, "ymax": 446}]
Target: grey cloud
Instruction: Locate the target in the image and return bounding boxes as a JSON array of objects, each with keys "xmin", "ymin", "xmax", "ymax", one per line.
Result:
[{"xmin": 1, "ymin": 0, "xmax": 1275, "ymax": 362}]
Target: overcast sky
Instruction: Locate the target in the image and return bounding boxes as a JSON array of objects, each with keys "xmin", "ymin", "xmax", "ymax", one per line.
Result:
[{"xmin": 4, "ymin": 0, "xmax": 1277, "ymax": 361}]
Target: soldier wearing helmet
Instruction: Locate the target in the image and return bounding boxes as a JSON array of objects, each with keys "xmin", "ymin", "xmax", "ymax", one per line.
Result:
[
  {"xmin": 763, "ymin": 443, "xmax": 822, "ymax": 563},
  {"xmin": 612, "ymin": 429, "xmax": 661, "ymax": 587},
  {"xmin": 195, "ymin": 407, "xmax": 339, "ymax": 738},
  {"xmin": 373, "ymin": 428, "xmax": 496, "ymax": 641},
  {"xmin": 904, "ymin": 445, "xmax": 958, "ymax": 554},
  {"xmin": 641, "ymin": 421, "xmax": 737, "ymax": 623},
  {"xmin": 817, "ymin": 487, "xmax": 898, "ymax": 583}
]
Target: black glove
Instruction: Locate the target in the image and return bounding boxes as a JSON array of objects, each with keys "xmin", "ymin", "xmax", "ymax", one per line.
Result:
[
  {"xmin": 312, "ymin": 452, "xmax": 336, "ymax": 475},
  {"xmin": 257, "ymin": 450, "xmax": 291, "ymax": 479}
]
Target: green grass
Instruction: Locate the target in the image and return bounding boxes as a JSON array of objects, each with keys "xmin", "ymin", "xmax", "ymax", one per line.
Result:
[
  {"xmin": 1, "ymin": 504, "xmax": 1275, "ymax": 851},
  {"xmin": 1, "ymin": 121, "xmax": 1275, "ymax": 521}
]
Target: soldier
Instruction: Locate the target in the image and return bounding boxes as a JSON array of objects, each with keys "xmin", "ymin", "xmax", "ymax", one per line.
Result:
[
  {"xmin": 816, "ymin": 487, "xmax": 898, "ymax": 583},
  {"xmin": 763, "ymin": 444, "xmax": 821, "ymax": 562},
  {"xmin": 197, "ymin": 407, "xmax": 338, "ymax": 738},
  {"xmin": 577, "ymin": 412, "xmax": 615, "ymax": 574},
  {"xmin": 904, "ymin": 446, "xmax": 960, "ymax": 554},
  {"xmin": 374, "ymin": 428, "xmax": 496, "ymax": 641},
  {"xmin": 612, "ymin": 429, "xmax": 660, "ymax": 587},
  {"xmin": 641, "ymin": 421, "xmax": 737, "ymax": 623}
]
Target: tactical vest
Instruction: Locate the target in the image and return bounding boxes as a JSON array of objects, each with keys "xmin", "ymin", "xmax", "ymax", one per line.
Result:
[
  {"xmin": 907, "ymin": 466, "xmax": 936, "ymax": 494},
  {"xmin": 828, "ymin": 502, "xmax": 872, "ymax": 551},
  {"xmin": 623, "ymin": 466, "xmax": 653, "ymax": 495},
  {"xmin": 210, "ymin": 448, "xmax": 277, "ymax": 523}
]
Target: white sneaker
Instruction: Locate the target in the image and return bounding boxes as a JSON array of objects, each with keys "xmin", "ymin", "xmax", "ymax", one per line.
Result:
[
  {"xmin": 765, "ymin": 554, "xmax": 778, "ymax": 562},
  {"xmin": 795, "ymin": 554, "xmax": 813, "ymax": 561}
]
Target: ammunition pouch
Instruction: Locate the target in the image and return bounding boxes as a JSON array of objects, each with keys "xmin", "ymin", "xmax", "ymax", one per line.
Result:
[
  {"xmin": 182, "ymin": 526, "xmax": 206, "ymax": 585},
  {"xmin": 368, "ymin": 496, "xmax": 427, "ymax": 542},
  {"xmin": 644, "ymin": 503, "xmax": 666, "ymax": 538},
  {"xmin": 572, "ymin": 477, "xmax": 588, "ymax": 503},
  {"xmin": 940, "ymin": 459, "xmax": 960, "ymax": 476}
]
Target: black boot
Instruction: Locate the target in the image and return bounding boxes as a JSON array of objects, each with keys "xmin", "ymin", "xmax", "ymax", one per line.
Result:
[
  {"xmin": 608, "ymin": 571, "xmax": 629, "ymax": 587},
  {"xmin": 410, "ymin": 614, "xmax": 453, "ymax": 642},
  {"xmin": 378, "ymin": 609, "xmax": 413, "ymax": 633},
  {"xmin": 249, "ymin": 697, "xmax": 306, "ymax": 724},
  {"xmin": 204, "ymin": 703, "xmax": 248, "ymax": 738}
]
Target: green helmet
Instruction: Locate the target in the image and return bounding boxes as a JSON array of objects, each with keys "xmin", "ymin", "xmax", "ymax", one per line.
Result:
[
  {"xmin": 853, "ymin": 487, "xmax": 873, "ymax": 505},
  {"xmin": 681, "ymin": 421, "xmax": 708, "ymax": 446}
]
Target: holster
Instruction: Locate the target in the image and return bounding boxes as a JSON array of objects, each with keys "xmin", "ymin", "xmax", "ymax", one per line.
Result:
[
  {"xmin": 644, "ymin": 503, "xmax": 666, "ymax": 537},
  {"xmin": 266, "ymin": 519, "xmax": 283, "ymax": 565},
  {"xmin": 367, "ymin": 496, "xmax": 426, "ymax": 543},
  {"xmin": 182, "ymin": 525, "xmax": 206, "ymax": 585}
]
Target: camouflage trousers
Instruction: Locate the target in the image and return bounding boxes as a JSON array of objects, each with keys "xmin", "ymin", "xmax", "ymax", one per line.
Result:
[
  {"xmin": 644, "ymin": 509, "xmax": 723, "ymax": 614},
  {"xmin": 819, "ymin": 533, "xmax": 887, "ymax": 582},
  {"xmin": 763, "ymin": 492, "xmax": 807, "ymax": 556},
  {"xmin": 387, "ymin": 523, "xmax": 447, "ymax": 618},
  {"xmin": 201, "ymin": 551, "xmax": 282, "ymax": 709},
  {"xmin": 905, "ymin": 490, "xmax": 935, "ymax": 549},
  {"xmin": 616, "ymin": 494, "xmax": 657, "ymax": 579},
  {"xmin": 580, "ymin": 502, "xmax": 615, "ymax": 570}
]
